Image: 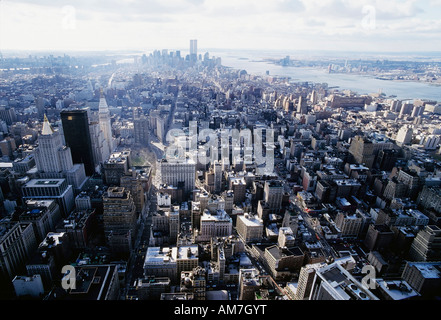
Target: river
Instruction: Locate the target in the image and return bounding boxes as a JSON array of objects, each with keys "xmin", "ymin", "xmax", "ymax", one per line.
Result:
[{"xmin": 210, "ymin": 49, "xmax": 441, "ymax": 102}]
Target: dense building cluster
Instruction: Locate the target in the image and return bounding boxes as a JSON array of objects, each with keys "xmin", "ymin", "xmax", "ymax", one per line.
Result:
[{"xmin": 1, "ymin": 40, "xmax": 441, "ymax": 301}]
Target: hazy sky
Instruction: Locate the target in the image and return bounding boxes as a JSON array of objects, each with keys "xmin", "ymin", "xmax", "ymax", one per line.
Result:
[{"xmin": 1, "ymin": 0, "xmax": 441, "ymax": 53}]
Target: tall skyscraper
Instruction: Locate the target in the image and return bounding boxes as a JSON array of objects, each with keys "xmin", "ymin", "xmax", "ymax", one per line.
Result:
[
  {"xmin": 34, "ymin": 115, "xmax": 74, "ymax": 173},
  {"xmin": 396, "ymin": 125, "xmax": 413, "ymax": 146},
  {"xmin": 348, "ymin": 135, "xmax": 395, "ymax": 169},
  {"xmin": 60, "ymin": 109, "xmax": 95, "ymax": 176},
  {"xmin": 88, "ymin": 121, "xmax": 107, "ymax": 171},
  {"xmin": 0, "ymin": 106, "xmax": 17, "ymax": 125},
  {"xmin": 214, "ymin": 160, "xmax": 222, "ymax": 193},
  {"xmin": 0, "ymin": 221, "xmax": 37, "ymax": 286},
  {"xmin": 263, "ymin": 180, "xmax": 284, "ymax": 212},
  {"xmin": 408, "ymin": 225, "xmax": 441, "ymax": 261},
  {"xmin": 133, "ymin": 107, "xmax": 150, "ymax": 146},
  {"xmin": 103, "ymin": 187, "xmax": 137, "ymax": 257},
  {"xmin": 297, "ymin": 95, "xmax": 308, "ymax": 114},
  {"xmin": 98, "ymin": 89, "xmax": 114, "ymax": 162},
  {"xmin": 190, "ymin": 39, "xmax": 197, "ymax": 62}
]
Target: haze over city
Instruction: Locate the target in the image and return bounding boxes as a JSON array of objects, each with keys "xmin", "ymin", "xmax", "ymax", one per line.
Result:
[{"xmin": 1, "ymin": 0, "xmax": 441, "ymax": 53}]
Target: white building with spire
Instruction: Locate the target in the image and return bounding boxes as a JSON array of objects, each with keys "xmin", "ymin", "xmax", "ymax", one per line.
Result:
[
  {"xmin": 33, "ymin": 115, "xmax": 87, "ymax": 191},
  {"xmin": 34, "ymin": 115, "xmax": 74, "ymax": 173},
  {"xmin": 98, "ymin": 89, "xmax": 114, "ymax": 162}
]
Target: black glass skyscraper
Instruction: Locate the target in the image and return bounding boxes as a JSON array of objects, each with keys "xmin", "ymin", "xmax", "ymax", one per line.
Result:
[{"xmin": 60, "ymin": 109, "xmax": 95, "ymax": 176}]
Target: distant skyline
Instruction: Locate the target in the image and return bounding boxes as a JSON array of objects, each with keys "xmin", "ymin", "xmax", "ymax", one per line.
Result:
[{"xmin": 1, "ymin": 0, "xmax": 441, "ymax": 54}]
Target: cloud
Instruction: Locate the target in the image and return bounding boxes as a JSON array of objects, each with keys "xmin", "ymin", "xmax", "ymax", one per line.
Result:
[
  {"xmin": 10, "ymin": 0, "xmax": 204, "ymax": 19},
  {"xmin": 1, "ymin": 0, "xmax": 441, "ymax": 52},
  {"xmin": 276, "ymin": 0, "xmax": 305, "ymax": 12}
]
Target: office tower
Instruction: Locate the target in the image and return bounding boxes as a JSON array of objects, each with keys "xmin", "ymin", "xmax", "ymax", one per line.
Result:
[
  {"xmin": 0, "ymin": 106, "xmax": 17, "ymax": 125},
  {"xmin": 214, "ymin": 160, "xmax": 222, "ymax": 193},
  {"xmin": 364, "ymin": 224, "xmax": 394, "ymax": 252},
  {"xmin": 400, "ymin": 102, "xmax": 413, "ymax": 116},
  {"xmin": 348, "ymin": 135, "xmax": 395, "ymax": 169},
  {"xmin": 222, "ymin": 190, "xmax": 234, "ymax": 214},
  {"xmin": 190, "ymin": 39, "xmax": 197, "ymax": 62},
  {"xmin": 0, "ymin": 221, "xmax": 37, "ymax": 287},
  {"xmin": 310, "ymin": 90, "xmax": 318, "ymax": 104},
  {"xmin": 396, "ymin": 125, "xmax": 413, "ymax": 146},
  {"xmin": 401, "ymin": 261, "xmax": 441, "ymax": 297},
  {"xmin": 0, "ymin": 137, "xmax": 15, "ymax": 158},
  {"xmin": 133, "ymin": 108, "xmax": 150, "ymax": 146},
  {"xmin": 297, "ymin": 95, "xmax": 308, "ymax": 114},
  {"xmin": 103, "ymin": 151, "xmax": 131, "ymax": 186},
  {"xmin": 150, "ymin": 210, "xmax": 168, "ymax": 246},
  {"xmin": 348, "ymin": 135, "xmax": 375, "ymax": 168},
  {"xmin": 98, "ymin": 89, "xmax": 114, "ymax": 162},
  {"xmin": 204, "ymin": 170, "xmax": 215, "ymax": 193},
  {"xmin": 411, "ymin": 105, "xmax": 425, "ymax": 117},
  {"xmin": 236, "ymin": 213, "xmax": 264, "ymax": 243},
  {"xmin": 389, "ymin": 99, "xmax": 401, "ymax": 112},
  {"xmin": 155, "ymin": 114, "xmax": 167, "ymax": 143},
  {"xmin": 157, "ymin": 157, "xmax": 196, "ymax": 195},
  {"xmin": 35, "ymin": 96, "xmax": 45, "ymax": 117},
  {"xmin": 408, "ymin": 225, "xmax": 441, "ymax": 261},
  {"xmin": 278, "ymin": 227, "xmax": 296, "ymax": 247},
  {"xmin": 338, "ymin": 128, "xmax": 352, "ymax": 142},
  {"xmin": 34, "ymin": 115, "xmax": 74, "ymax": 173},
  {"xmin": 295, "ymin": 264, "xmax": 321, "ymax": 300},
  {"xmin": 169, "ymin": 210, "xmax": 180, "ymax": 245},
  {"xmin": 60, "ymin": 109, "xmax": 95, "ymax": 176},
  {"xmin": 103, "ymin": 187, "xmax": 137, "ymax": 257},
  {"xmin": 376, "ymin": 149, "xmax": 399, "ymax": 171},
  {"xmin": 335, "ymin": 211, "xmax": 363, "ymax": 239},
  {"xmin": 257, "ymin": 200, "xmax": 271, "ymax": 222},
  {"xmin": 120, "ymin": 170, "xmax": 145, "ymax": 214},
  {"xmin": 150, "ymin": 208, "xmax": 179, "ymax": 246},
  {"xmin": 282, "ymin": 211, "xmax": 299, "ymax": 236},
  {"xmin": 75, "ymin": 192, "xmax": 92, "ymax": 210},
  {"xmin": 264, "ymin": 245, "xmax": 304, "ymax": 279},
  {"xmin": 197, "ymin": 210, "xmax": 232, "ymax": 242},
  {"xmin": 230, "ymin": 177, "xmax": 246, "ymax": 204},
  {"xmin": 19, "ymin": 199, "xmax": 61, "ymax": 242},
  {"xmin": 421, "ymin": 134, "xmax": 440, "ymax": 150},
  {"xmin": 417, "ymin": 186, "xmax": 441, "ymax": 214},
  {"xmin": 263, "ymin": 180, "xmax": 284, "ymax": 212},
  {"xmin": 88, "ymin": 121, "xmax": 107, "ymax": 170},
  {"xmin": 21, "ymin": 178, "xmax": 75, "ymax": 217}
]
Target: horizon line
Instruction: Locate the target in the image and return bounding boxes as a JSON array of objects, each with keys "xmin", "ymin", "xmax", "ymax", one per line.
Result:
[{"xmin": 2, "ymin": 47, "xmax": 441, "ymax": 56}]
